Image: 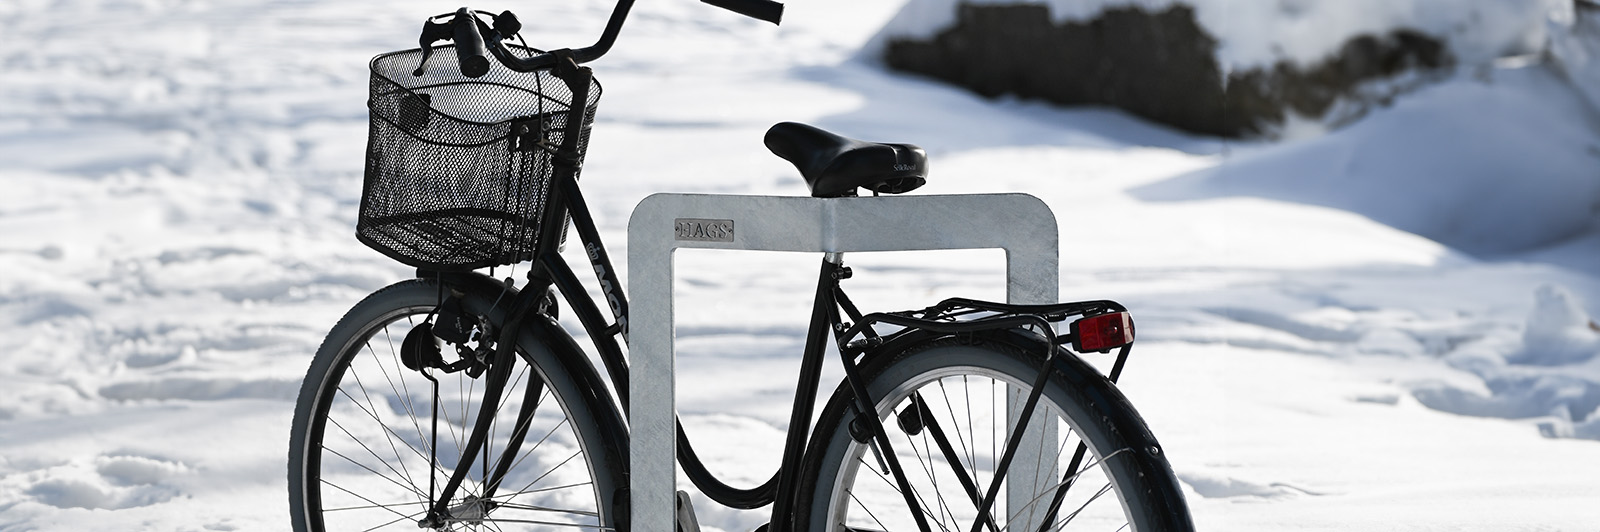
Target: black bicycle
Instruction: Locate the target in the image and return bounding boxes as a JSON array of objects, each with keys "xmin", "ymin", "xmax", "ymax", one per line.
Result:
[{"xmin": 288, "ymin": 1, "xmax": 1193, "ymax": 531}]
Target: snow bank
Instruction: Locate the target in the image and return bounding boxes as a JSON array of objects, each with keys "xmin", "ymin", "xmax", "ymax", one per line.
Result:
[
  {"xmin": 868, "ymin": 0, "xmax": 1568, "ymax": 70},
  {"xmin": 1134, "ymin": 62, "xmax": 1600, "ymax": 255}
]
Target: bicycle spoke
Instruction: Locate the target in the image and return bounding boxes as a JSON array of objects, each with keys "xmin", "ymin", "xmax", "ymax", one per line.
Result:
[
  {"xmin": 504, "ymin": 449, "xmax": 583, "ymax": 504},
  {"xmin": 493, "ymin": 502, "xmax": 600, "ymax": 517},
  {"xmin": 463, "ymin": 369, "xmax": 476, "ymax": 463},
  {"xmin": 321, "ymin": 439, "xmax": 425, "ymax": 499},
  {"xmin": 991, "ymin": 378, "xmax": 997, "ymax": 475},
  {"xmin": 483, "ymin": 382, "xmax": 550, "ymax": 497},
  {"xmin": 444, "ymin": 517, "xmax": 612, "ymax": 530},
  {"xmin": 962, "ymin": 376, "xmax": 977, "ymax": 480},
  {"xmin": 333, "ymin": 386, "xmax": 453, "ymax": 480},
  {"xmin": 358, "ymin": 507, "xmax": 429, "ymax": 532},
  {"xmin": 325, "ymin": 499, "xmax": 425, "ymax": 513},
  {"xmin": 348, "ymin": 364, "xmax": 421, "ymax": 493},
  {"xmin": 847, "ymin": 488, "xmax": 893, "ymax": 532},
  {"xmin": 992, "ymin": 449, "xmax": 1129, "ymax": 532},
  {"xmin": 435, "ymin": 380, "xmax": 468, "ymax": 471},
  {"xmin": 321, "ymin": 476, "xmax": 421, "ymax": 523},
  {"xmin": 465, "ymin": 360, "xmax": 523, "ymax": 496},
  {"xmin": 495, "ymin": 415, "xmax": 570, "ymax": 498},
  {"xmin": 905, "ymin": 421, "xmax": 959, "ymax": 529},
  {"xmin": 370, "ymin": 338, "xmax": 429, "ymax": 488},
  {"xmin": 938, "ymin": 378, "xmax": 980, "ymax": 488},
  {"xmin": 1021, "ymin": 403, "xmax": 1052, "ymax": 530},
  {"xmin": 858, "ymin": 453, "xmax": 955, "ymax": 532},
  {"xmin": 489, "ymin": 480, "xmax": 593, "ymax": 500},
  {"xmin": 326, "ymin": 418, "xmax": 427, "ymax": 499},
  {"xmin": 376, "ymin": 325, "xmax": 432, "ymax": 457},
  {"xmin": 906, "ymin": 392, "xmax": 999, "ymax": 532},
  {"xmin": 1046, "ymin": 483, "xmax": 1113, "ymax": 532},
  {"xmin": 900, "ymin": 404, "xmax": 962, "ymax": 530},
  {"xmin": 482, "ymin": 362, "xmax": 533, "ymax": 489},
  {"xmin": 1027, "ymin": 427, "xmax": 1083, "ymax": 531},
  {"xmin": 928, "ymin": 432, "xmax": 962, "ymax": 531}
]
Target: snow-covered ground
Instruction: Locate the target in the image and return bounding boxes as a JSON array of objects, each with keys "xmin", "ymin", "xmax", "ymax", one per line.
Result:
[{"xmin": 3, "ymin": 0, "xmax": 1600, "ymax": 530}]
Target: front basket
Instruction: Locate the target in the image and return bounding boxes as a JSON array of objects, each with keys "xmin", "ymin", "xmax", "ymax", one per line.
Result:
[{"xmin": 357, "ymin": 44, "xmax": 600, "ymax": 271}]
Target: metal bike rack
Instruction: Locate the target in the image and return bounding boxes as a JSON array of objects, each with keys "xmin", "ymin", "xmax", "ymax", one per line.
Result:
[{"xmin": 628, "ymin": 193, "xmax": 1059, "ymax": 531}]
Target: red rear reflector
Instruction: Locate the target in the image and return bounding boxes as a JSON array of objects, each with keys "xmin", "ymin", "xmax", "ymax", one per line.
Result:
[{"xmin": 1071, "ymin": 312, "xmax": 1133, "ymax": 353}]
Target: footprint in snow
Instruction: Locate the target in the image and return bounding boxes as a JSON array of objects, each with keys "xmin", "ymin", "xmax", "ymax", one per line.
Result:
[
  {"xmin": 24, "ymin": 455, "xmax": 188, "ymax": 510},
  {"xmin": 1176, "ymin": 470, "xmax": 1325, "ymax": 500}
]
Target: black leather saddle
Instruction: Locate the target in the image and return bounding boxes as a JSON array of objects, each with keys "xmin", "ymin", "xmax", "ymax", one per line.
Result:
[{"xmin": 763, "ymin": 122, "xmax": 927, "ymax": 198}]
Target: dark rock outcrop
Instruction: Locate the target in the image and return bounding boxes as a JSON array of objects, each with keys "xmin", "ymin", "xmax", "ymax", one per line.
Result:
[{"xmin": 884, "ymin": 3, "xmax": 1452, "ymax": 137}]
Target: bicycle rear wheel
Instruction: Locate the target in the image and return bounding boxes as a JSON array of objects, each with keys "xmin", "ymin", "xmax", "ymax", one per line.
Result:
[
  {"xmin": 794, "ymin": 335, "xmax": 1191, "ymax": 532},
  {"xmin": 289, "ymin": 279, "xmax": 626, "ymax": 531}
]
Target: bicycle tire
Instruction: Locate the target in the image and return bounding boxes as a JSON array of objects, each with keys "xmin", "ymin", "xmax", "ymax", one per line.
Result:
[
  {"xmin": 289, "ymin": 279, "xmax": 627, "ymax": 531},
  {"xmin": 793, "ymin": 333, "xmax": 1192, "ymax": 532}
]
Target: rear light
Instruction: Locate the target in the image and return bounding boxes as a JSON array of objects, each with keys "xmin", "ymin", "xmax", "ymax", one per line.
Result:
[{"xmin": 1071, "ymin": 312, "xmax": 1133, "ymax": 353}]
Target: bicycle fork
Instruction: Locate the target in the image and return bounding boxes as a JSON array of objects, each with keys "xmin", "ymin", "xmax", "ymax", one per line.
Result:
[{"xmin": 415, "ymin": 283, "xmax": 551, "ymax": 529}]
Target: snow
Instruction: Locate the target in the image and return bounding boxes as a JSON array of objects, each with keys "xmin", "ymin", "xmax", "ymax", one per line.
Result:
[
  {"xmin": 1134, "ymin": 63, "xmax": 1600, "ymax": 255},
  {"xmin": 1551, "ymin": 2, "xmax": 1600, "ymax": 113},
  {"xmin": 3, "ymin": 0, "xmax": 1600, "ymax": 531},
  {"xmin": 1515, "ymin": 284, "xmax": 1600, "ymax": 366},
  {"xmin": 866, "ymin": 0, "xmax": 1570, "ymax": 70}
]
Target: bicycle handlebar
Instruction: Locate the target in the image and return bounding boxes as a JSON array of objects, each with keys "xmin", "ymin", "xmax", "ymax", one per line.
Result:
[
  {"xmin": 700, "ymin": 0, "xmax": 783, "ymax": 24},
  {"xmin": 452, "ymin": 8, "xmax": 493, "ymax": 78},
  {"xmin": 461, "ymin": 0, "xmax": 782, "ymax": 75}
]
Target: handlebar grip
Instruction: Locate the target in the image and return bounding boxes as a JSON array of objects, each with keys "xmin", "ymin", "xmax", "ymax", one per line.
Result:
[
  {"xmin": 452, "ymin": 8, "xmax": 492, "ymax": 78},
  {"xmin": 700, "ymin": 0, "xmax": 783, "ymax": 25}
]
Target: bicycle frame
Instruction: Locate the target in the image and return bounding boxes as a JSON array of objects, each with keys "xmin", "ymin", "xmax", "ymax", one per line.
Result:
[{"xmin": 419, "ymin": 159, "xmax": 1138, "ymax": 532}]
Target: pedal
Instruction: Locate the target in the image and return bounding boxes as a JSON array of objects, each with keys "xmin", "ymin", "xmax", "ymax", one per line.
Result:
[{"xmin": 675, "ymin": 490, "xmax": 702, "ymax": 532}]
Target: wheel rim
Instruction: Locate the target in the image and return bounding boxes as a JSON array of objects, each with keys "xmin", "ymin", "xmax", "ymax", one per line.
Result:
[
  {"xmin": 300, "ymin": 304, "xmax": 608, "ymax": 531},
  {"xmin": 825, "ymin": 365, "xmax": 1137, "ymax": 532}
]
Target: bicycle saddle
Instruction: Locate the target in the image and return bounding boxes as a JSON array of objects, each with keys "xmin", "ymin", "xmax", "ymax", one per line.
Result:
[{"xmin": 763, "ymin": 122, "xmax": 927, "ymax": 198}]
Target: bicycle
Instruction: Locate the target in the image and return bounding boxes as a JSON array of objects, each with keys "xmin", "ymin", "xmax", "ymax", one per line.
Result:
[{"xmin": 287, "ymin": 1, "xmax": 1194, "ymax": 531}]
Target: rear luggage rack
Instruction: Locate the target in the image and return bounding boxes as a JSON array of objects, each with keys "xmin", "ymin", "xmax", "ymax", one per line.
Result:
[{"xmin": 836, "ymin": 296, "xmax": 1137, "ymax": 382}]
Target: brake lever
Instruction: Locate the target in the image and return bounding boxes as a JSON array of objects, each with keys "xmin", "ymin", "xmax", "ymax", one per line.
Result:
[
  {"xmin": 412, "ymin": 17, "xmax": 458, "ymax": 76},
  {"xmin": 413, "ymin": 10, "xmax": 520, "ymax": 77}
]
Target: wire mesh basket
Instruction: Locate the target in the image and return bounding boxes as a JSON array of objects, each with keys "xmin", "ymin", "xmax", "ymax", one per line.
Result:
[{"xmin": 358, "ymin": 44, "xmax": 600, "ymax": 271}]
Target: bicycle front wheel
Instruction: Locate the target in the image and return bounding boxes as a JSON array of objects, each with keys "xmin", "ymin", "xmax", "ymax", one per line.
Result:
[
  {"xmin": 795, "ymin": 335, "xmax": 1192, "ymax": 532},
  {"xmin": 289, "ymin": 279, "xmax": 626, "ymax": 531}
]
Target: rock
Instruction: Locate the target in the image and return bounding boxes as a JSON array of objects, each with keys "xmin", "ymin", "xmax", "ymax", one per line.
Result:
[{"xmin": 883, "ymin": 2, "xmax": 1452, "ymax": 137}]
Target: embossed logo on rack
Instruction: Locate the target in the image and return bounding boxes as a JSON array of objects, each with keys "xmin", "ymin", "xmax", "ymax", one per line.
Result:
[{"xmin": 674, "ymin": 218, "xmax": 735, "ymax": 242}]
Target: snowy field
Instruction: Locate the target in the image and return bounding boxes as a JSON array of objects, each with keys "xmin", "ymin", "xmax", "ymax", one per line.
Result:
[{"xmin": 3, "ymin": 0, "xmax": 1600, "ymax": 530}]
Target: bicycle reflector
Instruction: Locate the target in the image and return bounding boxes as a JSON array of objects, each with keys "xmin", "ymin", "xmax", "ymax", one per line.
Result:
[{"xmin": 1070, "ymin": 312, "xmax": 1134, "ymax": 353}]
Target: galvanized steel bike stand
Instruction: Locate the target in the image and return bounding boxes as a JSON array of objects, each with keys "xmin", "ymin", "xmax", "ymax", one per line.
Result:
[{"xmin": 628, "ymin": 193, "xmax": 1060, "ymax": 531}]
